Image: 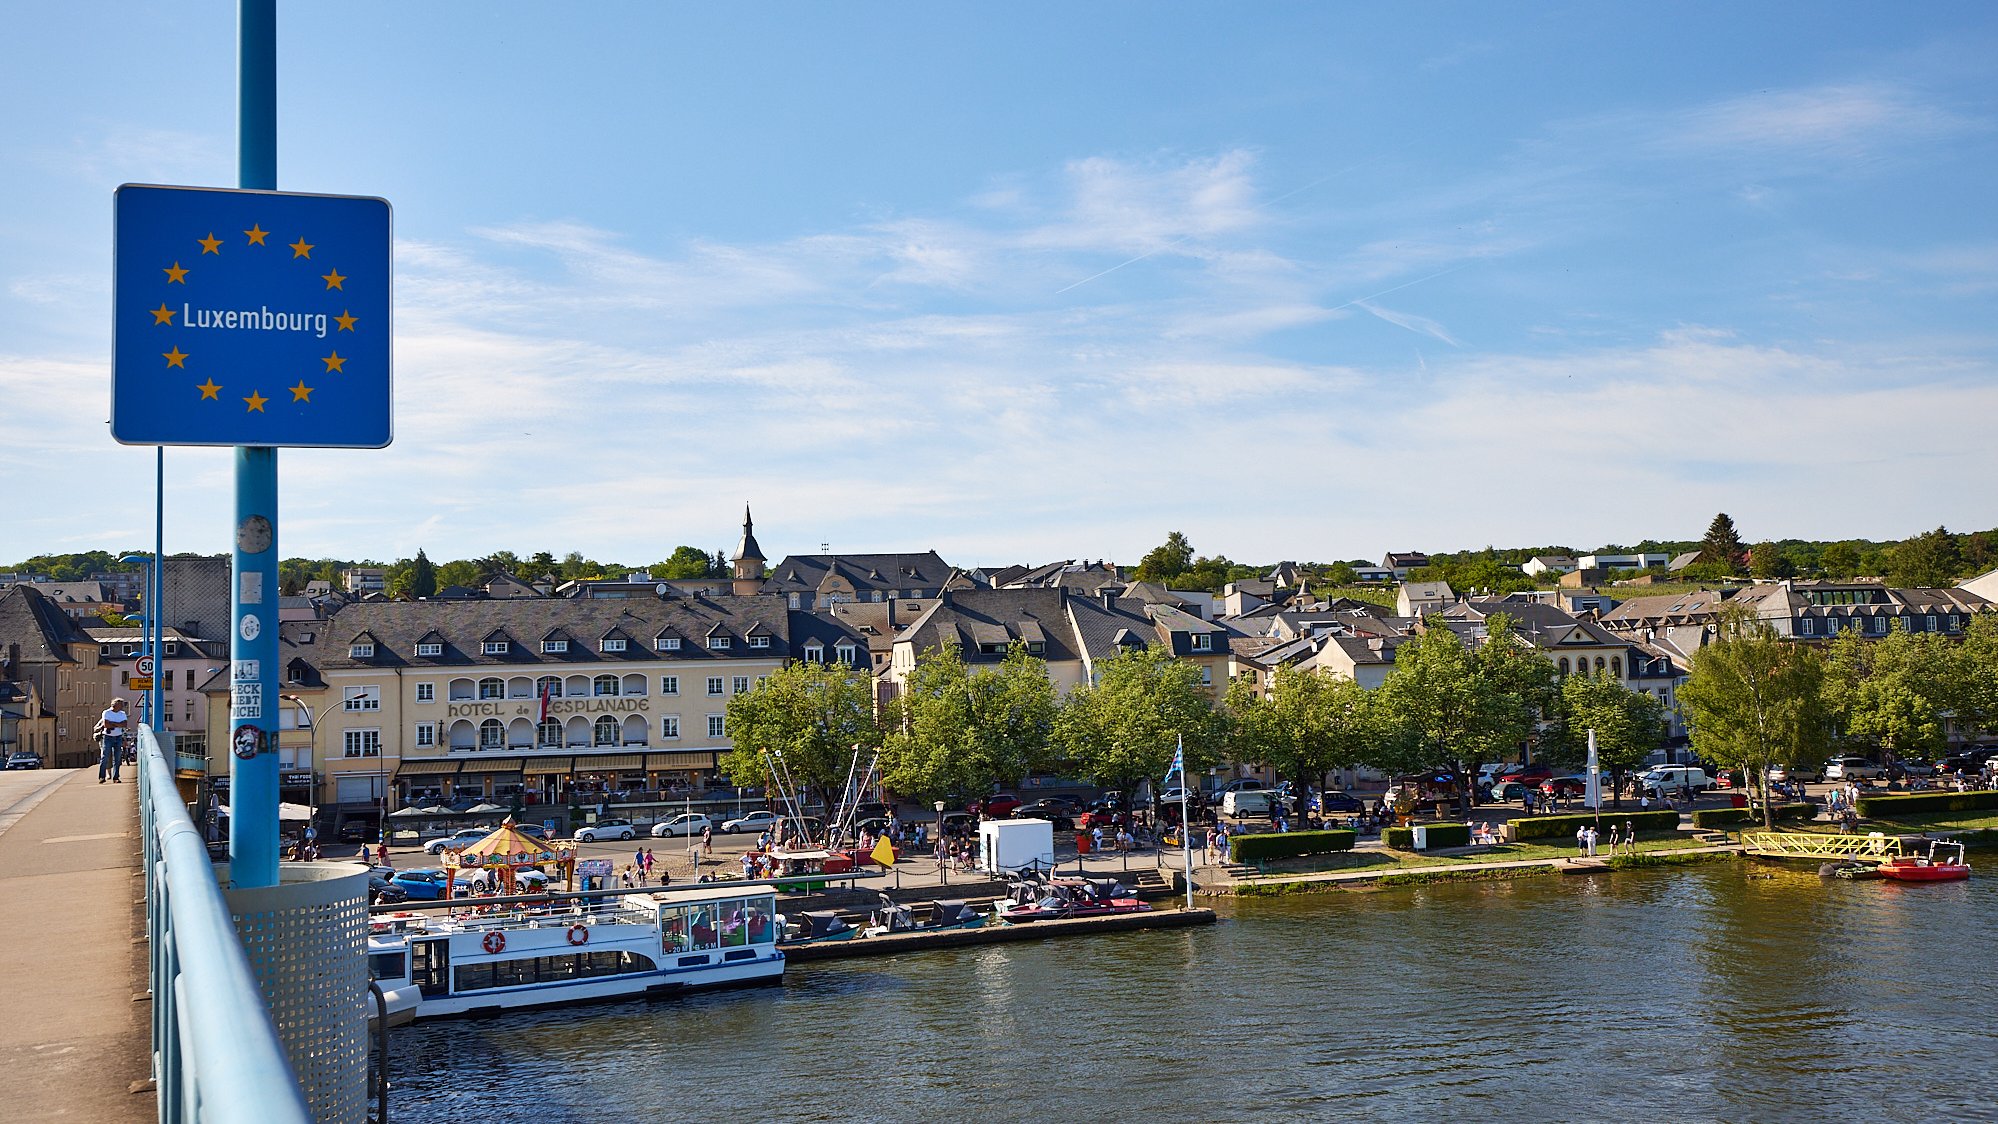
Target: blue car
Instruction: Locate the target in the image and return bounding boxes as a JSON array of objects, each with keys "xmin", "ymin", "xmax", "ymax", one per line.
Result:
[{"xmin": 387, "ymin": 869, "xmax": 475, "ymax": 901}]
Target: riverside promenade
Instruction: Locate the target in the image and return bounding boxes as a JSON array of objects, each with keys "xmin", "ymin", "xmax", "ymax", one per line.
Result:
[{"xmin": 0, "ymin": 768, "xmax": 154, "ymax": 1123}]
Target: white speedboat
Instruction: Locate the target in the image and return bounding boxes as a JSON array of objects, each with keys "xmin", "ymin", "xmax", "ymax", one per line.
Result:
[{"xmin": 367, "ymin": 883, "xmax": 784, "ymax": 1021}]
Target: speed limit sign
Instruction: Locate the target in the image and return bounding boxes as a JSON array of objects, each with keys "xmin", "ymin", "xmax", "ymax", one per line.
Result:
[{"xmin": 135, "ymin": 655, "xmax": 155, "ymax": 678}]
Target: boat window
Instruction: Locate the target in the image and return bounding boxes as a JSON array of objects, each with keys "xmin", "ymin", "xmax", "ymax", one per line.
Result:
[
  {"xmin": 411, "ymin": 940, "xmax": 449, "ymax": 998},
  {"xmin": 368, "ymin": 952, "xmax": 407, "ymax": 981},
  {"xmin": 452, "ymin": 951, "xmax": 657, "ymax": 993},
  {"xmin": 724, "ymin": 949, "xmax": 758, "ymax": 962},
  {"xmin": 677, "ymin": 954, "xmax": 710, "ymax": 968},
  {"xmin": 663, "ymin": 905, "xmax": 721, "ymax": 952}
]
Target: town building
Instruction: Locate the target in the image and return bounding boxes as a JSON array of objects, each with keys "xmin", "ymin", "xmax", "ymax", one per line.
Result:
[
  {"xmin": 1397, "ymin": 580, "xmax": 1455, "ymax": 618},
  {"xmin": 0, "ymin": 584, "xmax": 115, "ymax": 767},
  {"xmin": 1382, "ymin": 552, "xmax": 1430, "ymax": 579}
]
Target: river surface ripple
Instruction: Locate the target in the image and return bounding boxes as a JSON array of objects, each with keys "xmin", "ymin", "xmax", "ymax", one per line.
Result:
[{"xmin": 389, "ymin": 863, "xmax": 1998, "ymax": 1123}]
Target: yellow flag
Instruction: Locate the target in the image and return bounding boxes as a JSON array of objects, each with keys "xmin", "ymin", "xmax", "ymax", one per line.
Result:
[{"xmin": 871, "ymin": 835, "xmax": 896, "ymax": 867}]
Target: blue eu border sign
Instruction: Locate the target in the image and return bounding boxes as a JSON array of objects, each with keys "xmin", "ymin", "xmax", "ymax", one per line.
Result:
[{"xmin": 112, "ymin": 183, "xmax": 392, "ymax": 448}]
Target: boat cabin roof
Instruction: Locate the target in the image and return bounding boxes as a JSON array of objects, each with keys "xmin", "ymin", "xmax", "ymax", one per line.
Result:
[{"xmin": 646, "ymin": 884, "xmax": 779, "ymax": 906}]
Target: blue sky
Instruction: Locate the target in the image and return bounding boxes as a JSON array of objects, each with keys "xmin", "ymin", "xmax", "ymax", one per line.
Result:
[{"xmin": 4, "ymin": 3, "xmax": 1996, "ymax": 569}]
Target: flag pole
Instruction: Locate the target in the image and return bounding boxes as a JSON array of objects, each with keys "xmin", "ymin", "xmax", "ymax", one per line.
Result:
[{"xmin": 1178, "ymin": 734, "xmax": 1192, "ymax": 911}]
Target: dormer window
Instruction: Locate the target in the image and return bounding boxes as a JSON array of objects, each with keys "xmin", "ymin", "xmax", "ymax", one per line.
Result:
[
  {"xmin": 483, "ymin": 640, "xmax": 509, "ymax": 655},
  {"xmin": 542, "ymin": 640, "xmax": 568, "ymax": 654},
  {"xmin": 1025, "ymin": 641, "xmax": 1045, "ymax": 655},
  {"xmin": 350, "ymin": 642, "xmax": 375, "ymax": 658},
  {"xmin": 601, "ymin": 638, "xmax": 627, "ymax": 652},
  {"xmin": 749, "ymin": 635, "xmax": 771, "ymax": 649},
  {"xmin": 835, "ymin": 641, "xmax": 857, "ymax": 665},
  {"xmin": 659, "ymin": 637, "xmax": 682, "ymax": 651},
  {"xmin": 803, "ymin": 642, "xmax": 825, "ymax": 664},
  {"xmin": 1190, "ymin": 633, "xmax": 1212, "ymax": 652},
  {"xmin": 416, "ymin": 642, "xmax": 443, "ymax": 657},
  {"xmin": 710, "ymin": 636, "xmax": 732, "ymax": 650}
]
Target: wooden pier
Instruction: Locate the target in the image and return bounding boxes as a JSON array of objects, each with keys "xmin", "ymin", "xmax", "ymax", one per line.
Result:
[{"xmin": 781, "ymin": 907, "xmax": 1217, "ymax": 963}]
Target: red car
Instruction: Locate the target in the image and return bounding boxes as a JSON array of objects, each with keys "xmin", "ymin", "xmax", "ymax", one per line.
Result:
[
  {"xmin": 1539, "ymin": 776, "xmax": 1588, "ymax": 798},
  {"xmin": 976, "ymin": 793, "xmax": 1024, "ymax": 819},
  {"xmin": 1497, "ymin": 764, "xmax": 1553, "ymax": 788}
]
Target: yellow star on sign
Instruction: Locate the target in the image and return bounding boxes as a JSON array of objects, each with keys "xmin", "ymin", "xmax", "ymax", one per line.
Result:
[
  {"xmin": 289, "ymin": 237, "xmax": 313, "ymax": 258},
  {"xmin": 197, "ymin": 379, "xmax": 222, "ymax": 400},
  {"xmin": 198, "ymin": 232, "xmax": 223, "ymax": 254},
  {"xmin": 243, "ymin": 390, "xmax": 268, "ymax": 413},
  {"xmin": 150, "ymin": 303, "xmax": 176, "ymax": 325},
  {"xmin": 334, "ymin": 309, "xmax": 358, "ymax": 332},
  {"xmin": 163, "ymin": 262, "xmax": 188, "ymax": 284},
  {"xmin": 163, "ymin": 346, "xmax": 188, "ymax": 368},
  {"xmin": 321, "ymin": 351, "xmax": 347, "ymax": 374},
  {"xmin": 321, "ymin": 267, "xmax": 346, "ymax": 290},
  {"xmin": 244, "ymin": 224, "xmax": 269, "ymax": 246},
  {"xmin": 289, "ymin": 381, "xmax": 314, "ymax": 403}
]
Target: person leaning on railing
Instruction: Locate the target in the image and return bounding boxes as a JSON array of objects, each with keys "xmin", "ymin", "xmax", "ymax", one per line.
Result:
[{"xmin": 94, "ymin": 697, "xmax": 130, "ymax": 783}]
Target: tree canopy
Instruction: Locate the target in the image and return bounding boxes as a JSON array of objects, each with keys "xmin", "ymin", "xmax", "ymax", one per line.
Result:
[
  {"xmin": 1698, "ymin": 513, "xmax": 1745, "ymax": 572},
  {"xmin": 879, "ymin": 643, "xmax": 1059, "ymax": 801},
  {"xmin": 1226, "ymin": 666, "xmax": 1376, "ymax": 814},
  {"xmin": 1054, "ymin": 646, "xmax": 1229, "ymax": 801},
  {"xmin": 719, "ymin": 661, "xmax": 881, "ymax": 809},
  {"xmin": 1677, "ymin": 609, "xmax": 1827, "ymax": 827}
]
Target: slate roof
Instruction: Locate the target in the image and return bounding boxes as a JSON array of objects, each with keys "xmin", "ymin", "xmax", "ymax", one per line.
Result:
[
  {"xmin": 761, "ymin": 551, "xmax": 955, "ymax": 597},
  {"xmin": 0, "ymin": 585, "xmax": 92, "ymax": 665}
]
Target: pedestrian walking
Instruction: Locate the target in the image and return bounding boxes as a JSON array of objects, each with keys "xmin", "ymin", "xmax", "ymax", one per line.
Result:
[
  {"xmin": 701, "ymin": 824, "xmax": 713, "ymax": 856},
  {"xmin": 375, "ymin": 841, "xmax": 390, "ymax": 869},
  {"xmin": 1605, "ymin": 823, "xmax": 1620, "ymax": 853},
  {"xmin": 95, "ymin": 697, "xmax": 130, "ymax": 783},
  {"xmin": 1575, "ymin": 825, "xmax": 1588, "ymax": 859},
  {"xmin": 1214, "ymin": 826, "xmax": 1230, "ymax": 862},
  {"xmin": 1623, "ymin": 820, "xmax": 1635, "ymax": 855},
  {"xmin": 643, "ymin": 847, "xmax": 656, "ymax": 879},
  {"xmin": 1584, "ymin": 825, "xmax": 1598, "ymax": 857}
]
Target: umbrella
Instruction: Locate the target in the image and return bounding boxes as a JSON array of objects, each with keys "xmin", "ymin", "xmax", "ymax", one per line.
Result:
[
  {"xmin": 465, "ymin": 802, "xmax": 507, "ymax": 813},
  {"xmin": 418, "ymin": 805, "xmax": 451, "ymax": 815},
  {"xmin": 278, "ymin": 802, "xmax": 315, "ymax": 821},
  {"xmin": 388, "ymin": 806, "xmax": 427, "ymax": 818}
]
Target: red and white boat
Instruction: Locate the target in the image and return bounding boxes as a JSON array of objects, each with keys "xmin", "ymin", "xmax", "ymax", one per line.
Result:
[{"xmin": 1876, "ymin": 841, "xmax": 1971, "ymax": 883}]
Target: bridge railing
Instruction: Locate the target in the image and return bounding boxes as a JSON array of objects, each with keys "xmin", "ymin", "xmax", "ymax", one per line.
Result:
[
  {"xmin": 138, "ymin": 724, "xmax": 313, "ymax": 1124},
  {"xmin": 1740, "ymin": 831, "xmax": 1904, "ymax": 860}
]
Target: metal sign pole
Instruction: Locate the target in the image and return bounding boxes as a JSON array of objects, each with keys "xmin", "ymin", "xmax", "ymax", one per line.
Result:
[
  {"xmin": 229, "ymin": 0, "xmax": 281, "ymax": 889},
  {"xmin": 152, "ymin": 447, "xmax": 165, "ymax": 734}
]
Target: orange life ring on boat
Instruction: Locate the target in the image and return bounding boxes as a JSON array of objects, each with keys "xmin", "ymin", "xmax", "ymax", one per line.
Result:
[
  {"xmin": 481, "ymin": 930, "xmax": 506, "ymax": 954},
  {"xmin": 567, "ymin": 925, "xmax": 590, "ymax": 946}
]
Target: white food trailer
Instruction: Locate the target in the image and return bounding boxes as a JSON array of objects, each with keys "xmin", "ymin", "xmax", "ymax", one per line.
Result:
[{"xmin": 978, "ymin": 817, "xmax": 1055, "ymax": 876}]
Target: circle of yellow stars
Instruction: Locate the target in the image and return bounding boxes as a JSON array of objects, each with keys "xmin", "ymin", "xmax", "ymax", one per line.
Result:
[{"xmin": 152, "ymin": 222, "xmax": 360, "ymax": 412}]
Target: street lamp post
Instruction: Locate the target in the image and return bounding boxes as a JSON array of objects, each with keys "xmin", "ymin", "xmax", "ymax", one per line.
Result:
[
  {"xmin": 282, "ymin": 693, "xmax": 347, "ymax": 841},
  {"xmin": 934, "ymin": 800, "xmax": 946, "ymax": 885},
  {"xmin": 119, "ymin": 552, "xmax": 163, "ymax": 732}
]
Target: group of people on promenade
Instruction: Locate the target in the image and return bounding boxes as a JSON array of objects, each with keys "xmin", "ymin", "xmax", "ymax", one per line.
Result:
[{"xmin": 1574, "ymin": 821, "xmax": 1643, "ymax": 859}]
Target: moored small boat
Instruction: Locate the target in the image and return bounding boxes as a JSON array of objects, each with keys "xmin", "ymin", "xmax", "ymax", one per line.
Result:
[{"xmin": 1876, "ymin": 841, "xmax": 1971, "ymax": 883}]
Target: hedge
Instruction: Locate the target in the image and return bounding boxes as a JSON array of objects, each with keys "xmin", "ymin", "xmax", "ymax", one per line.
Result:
[
  {"xmin": 1382, "ymin": 826, "xmax": 1413, "ymax": 850},
  {"xmin": 1854, "ymin": 790, "xmax": 1998, "ymax": 819},
  {"xmin": 1380, "ymin": 823, "xmax": 1473, "ymax": 850},
  {"xmin": 1690, "ymin": 803, "xmax": 1816, "ymax": 829},
  {"xmin": 1230, "ymin": 829, "xmax": 1356, "ymax": 863},
  {"xmin": 1508, "ymin": 809, "xmax": 1681, "ymax": 841}
]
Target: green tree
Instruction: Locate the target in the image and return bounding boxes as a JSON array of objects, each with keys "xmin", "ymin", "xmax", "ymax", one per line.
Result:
[
  {"xmin": 1226, "ymin": 667, "xmax": 1375, "ymax": 816},
  {"xmin": 1749, "ymin": 541, "xmax": 1794, "ymax": 580},
  {"xmin": 719, "ymin": 661, "xmax": 881, "ymax": 818},
  {"xmin": 434, "ymin": 560, "xmax": 480, "ymax": 590},
  {"xmin": 1677, "ymin": 609, "xmax": 1827, "ymax": 828},
  {"xmin": 656, "ymin": 546, "xmax": 717, "ymax": 580},
  {"xmin": 1554, "ymin": 672, "xmax": 1665, "ymax": 808},
  {"xmin": 1889, "ymin": 526, "xmax": 1963, "ymax": 588},
  {"xmin": 528, "ymin": 551, "xmax": 558, "ymax": 575},
  {"xmin": 1324, "ymin": 562, "xmax": 1358, "ymax": 586},
  {"xmin": 1134, "ymin": 532, "xmax": 1195, "ymax": 584},
  {"xmin": 1820, "ymin": 541, "xmax": 1860, "ymax": 580},
  {"xmin": 1957, "ymin": 614, "xmax": 1998, "ymax": 734},
  {"xmin": 1698, "ymin": 513, "xmax": 1745, "ymax": 572},
  {"xmin": 880, "ymin": 643, "xmax": 1058, "ymax": 802},
  {"xmin": 1054, "ymin": 646, "xmax": 1229, "ymax": 808},
  {"xmin": 1821, "ymin": 623, "xmax": 1960, "ymax": 765},
  {"xmin": 1373, "ymin": 622, "xmax": 1514, "ymax": 815},
  {"xmin": 409, "ymin": 549, "xmax": 438, "ymax": 599}
]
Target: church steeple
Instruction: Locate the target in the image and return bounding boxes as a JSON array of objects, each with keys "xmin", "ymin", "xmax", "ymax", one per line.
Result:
[{"xmin": 731, "ymin": 505, "xmax": 766, "ymax": 595}]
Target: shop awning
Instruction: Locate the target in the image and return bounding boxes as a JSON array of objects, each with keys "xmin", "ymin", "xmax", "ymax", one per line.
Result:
[
  {"xmin": 522, "ymin": 757, "xmax": 575, "ymax": 776},
  {"xmin": 647, "ymin": 751, "xmax": 718, "ymax": 771},
  {"xmin": 461, "ymin": 757, "xmax": 525, "ymax": 774},
  {"xmin": 396, "ymin": 759, "xmax": 462, "ymax": 777},
  {"xmin": 571, "ymin": 754, "xmax": 643, "ymax": 772}
]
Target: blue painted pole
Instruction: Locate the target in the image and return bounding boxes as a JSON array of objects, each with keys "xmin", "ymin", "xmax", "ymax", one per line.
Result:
[
  {"xmin": 230, "ymin": 0, "xmax": 280, "ymax": 888},
  {"xmin": 153, "ymin": 446, "xmax": 164, "ymax": 735}
]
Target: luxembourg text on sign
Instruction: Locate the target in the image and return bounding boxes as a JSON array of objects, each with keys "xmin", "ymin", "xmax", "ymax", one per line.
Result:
[{"xmin": 111, "ymin": 184, "xmax": 392, "ymax": 448}]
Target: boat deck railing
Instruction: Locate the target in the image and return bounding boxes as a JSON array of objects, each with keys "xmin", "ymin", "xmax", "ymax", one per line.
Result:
[
  {"xmin": 373, "ymin": 898, "xmax": 654, "ymax": 935},
  {"xmin": 138, "ymin": 724, "xmax": 314, "ymax": 1124}
]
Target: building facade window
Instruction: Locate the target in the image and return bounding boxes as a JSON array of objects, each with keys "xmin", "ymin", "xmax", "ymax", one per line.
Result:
[
  {"xmin": 661, "ymin": 716, "xmax": 680, "ymax": 740},
  {"xmin": 835, "ymin": 642, "xmax": 857, "ymax": 665},
  {"xmin": 1611, "ymin": 657, "xmax": 1623, "ymax": 678},
  {"xmin": 415, "ymin": 723, "xmax": 435, "ymax": 747},
  {"xmin": 659, "ymin": 637, "xmax": 681, "ymax": 651},
  {"xmin": 593, "ymin": 674, "xmax": 621, "ymax": 697},
  {"xmin": 1558, "ymin": 658, "xmax": 1570, "ymax": 675},
  {"xmin": 1800, "ymin": 617, "xmax": 1816, "ymax": 635},
  {"xmin": 706, "ymin": 677, "xmax": 724, "ymax": 696},
  {"xmin": 479, "ymin": 677, "xmax": 505, "ymax": 699},
  {"xmin": 416, "ymin": 682, "xmax": 435, "ymax": 702},
  {"xmin": 594, "ymin": 716, "xmax": 618, "ymax": 746},
  {"xmin": 349, "ymin": 643, "xmax": 374, "ymax": 659},
  {"xmin": 343, "ymin": 685, "xmax": 381, "ymax": 712},
  {"xmin": 538, "ymin": 718, "xmax": 561, "ymax": 745},
  {"xmin": 602, "ymin": 638, "xmax": 627, "ymax": 652},
  {"xmin": 708, "ymin": 715, "xmax": 726, "ymax": 739},
  {"xmin": 710, "ymin": 636, "xmax": 732, "ymax": 650},
  {"xmin": 661, "ymin": 676, "xmax": 679, "ymax": 695},
  {"xmin": 804, "ymin": 643, "xmax": 825, "ymax": 663},
  {"xmin": 542, "ymin": 640, "xmax": 568, "ymax": 654},
  {"xmin": 1191, "ymin": 633, "xmax": 1212, "ymax": 652},
  {"xmin": 537, "ymin": 675, "xmax": 563, "ymax": 697},
  {"xmin": 343, "ymin": 729, "xmax": 382, "ymax": 758},
  {"xmin": 478, "ymin": 719, "xmax": 504, "ymax": 748},
  {"xmin": 415, "ymin": 642, "xmax": 443, "ymax": 657},
  {"xmin": 483, "ymin": 640, "xmax": 509, "ymax": 655}
]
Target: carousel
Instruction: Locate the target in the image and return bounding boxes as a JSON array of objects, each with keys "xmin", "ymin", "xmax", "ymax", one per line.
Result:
[{"xmin": 437, "ymin": 818, "xmax": 577, "ymax": 898}]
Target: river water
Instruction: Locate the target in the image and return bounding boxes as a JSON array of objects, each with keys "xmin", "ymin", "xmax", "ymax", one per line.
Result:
[{"xmin": 389, "ymin": 862, "xmax": 1997, "ymax": 1122}]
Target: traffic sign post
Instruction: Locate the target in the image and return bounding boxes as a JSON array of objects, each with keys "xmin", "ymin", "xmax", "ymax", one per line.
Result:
[{"xmin": 135, "ymin": 654, "xmax": 155, "ymax": 678}]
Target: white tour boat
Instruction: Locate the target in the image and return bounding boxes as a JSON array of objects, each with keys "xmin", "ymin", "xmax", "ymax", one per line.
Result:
[{"xmin": 368, "ymin": 883, "xmax": 784, "ymax": 1022}]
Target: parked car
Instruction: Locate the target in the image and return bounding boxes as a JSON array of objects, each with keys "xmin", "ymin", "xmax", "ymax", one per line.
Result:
[
  {"xmin": 1207, "ymin": 779, "xmax": 1267, "ymax": 806},
  {"xmin": 387, "ymin": 869, "xmax": 475, "ymax": 901},
  {"xmin": 1640, "ymin": 765, "xmax": 1714, "ymax": 795},
  {"xmin": 573, "ymin": 818, "xmax": 637, "ymax": 842},
  {"xmin": 1491, "ymin": 780, "xmax": 1536, "ymax": 803},
  {"xmin": 651, "ymin": 813, "xmax": 713, "ymax": 838},
  {"xmin": 1014, "ymin": 801, "xmax": 1077, "ymax": 831},
  {"xmin": 4, "ymin": 751, "xmax": 43, "ymax": 770},
  {"xmin": 1888, "ymin": 759, "xmax": 1936, "ymax": 779},
  {"xmin": 1823, "ymin": 756, "xmax": 1885, "ymax": 781},
  {"xmin": 1314, "ymin": 790, "xmax": 1364, "ymax": 813},
  {"xmin": 1766, "ymin": 763, "xmax": 1821, "ymax": 784},
  {"xmin": 367, "ymin": 875, "xmax": 408, "ymax": 905},
  {"xmin": 721, "ymin": 810, "xmax": 784, "ymax": 834},
  {"xmin": 975, "ymin": 793, "xmax": 1024, "ymax": 819},
  {"xmin": 423, "ymin": 827, "xmax": 493, "ymax": 855},
  {"xmin": 1540, "ymin": 776, "xmax": 1590, "ymax": 798},
  {"xmin": 1494, "ymin": 764, "xmax": 1554, "ymax": 789}
]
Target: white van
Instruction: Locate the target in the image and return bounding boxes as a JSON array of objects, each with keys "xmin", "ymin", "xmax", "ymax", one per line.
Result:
[
  {"xmin": 1222, "ymin": 789, "xmax": 1275, "ymax": 818},
  {"xmin": 1641, "ymin": 765, "xmax": 1712, "ymax": 795}
]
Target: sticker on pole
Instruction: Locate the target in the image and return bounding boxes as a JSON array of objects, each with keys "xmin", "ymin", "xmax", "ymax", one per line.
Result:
[{"xmin": 112, "ymin": 183, "xmax": 392, "ymax": 448}]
